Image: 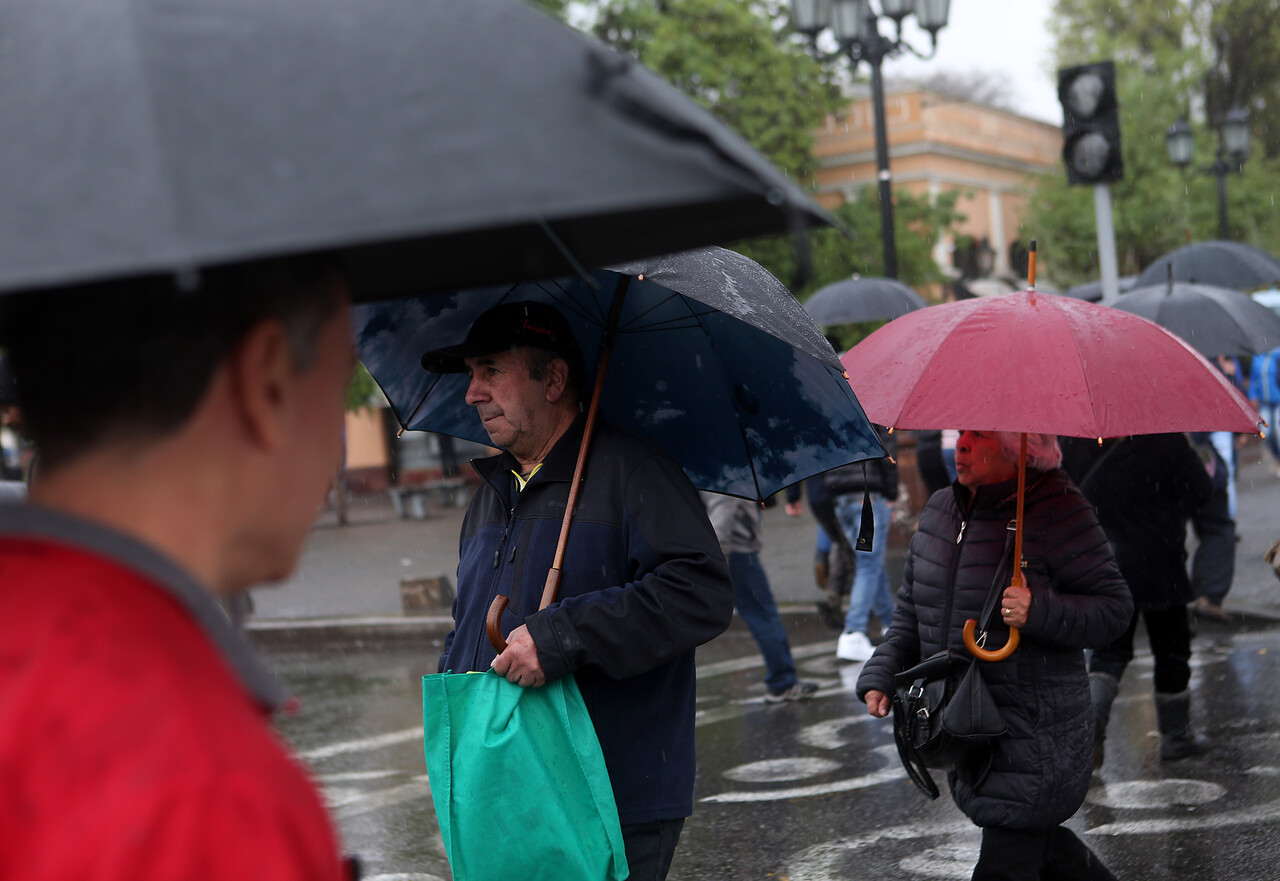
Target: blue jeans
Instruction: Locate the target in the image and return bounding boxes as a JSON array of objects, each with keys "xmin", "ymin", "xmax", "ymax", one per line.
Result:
[
  {"xmin": 837, "ymin": 495, "xmax": 895, "ymax": 634},
  {"xmin": 727, "ymin": 552, "xmax": 797, "ymax": 694}
]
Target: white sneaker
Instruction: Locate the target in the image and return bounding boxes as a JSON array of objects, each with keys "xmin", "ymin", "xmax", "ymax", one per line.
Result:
[{"xmin": 836, "ymin": 630, "xmax": 874, "ymax": 662}]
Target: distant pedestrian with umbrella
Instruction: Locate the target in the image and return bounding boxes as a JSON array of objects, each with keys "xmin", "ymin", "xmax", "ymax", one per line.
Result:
[
  {"xmin": 1248, "ymin": 344, "xmax": 1280, "ymax": 476},
  {"xmin": 423, "ymin": 301, "xmax": 734, "ymax": 881},
  {"xmin": 857, "ymin": 430, "xmax": 1132, "ymax": 880},
  {"xmin": 1061, "ymin": 433, "xmax": 1214, "ymax": 767}
]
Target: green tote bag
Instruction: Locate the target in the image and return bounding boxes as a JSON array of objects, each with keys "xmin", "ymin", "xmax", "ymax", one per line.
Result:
[{"xmin": 421, "ymin": 670, "xmax": 629, "ymax": 881}]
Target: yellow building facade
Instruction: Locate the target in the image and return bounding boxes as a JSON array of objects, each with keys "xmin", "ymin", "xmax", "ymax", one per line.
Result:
[{"xmin": 813, "ymin": 87, "xmax": 1061, "ymax": 279}]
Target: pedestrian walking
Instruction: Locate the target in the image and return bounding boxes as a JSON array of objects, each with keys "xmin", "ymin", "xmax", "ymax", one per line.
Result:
[
  {"xmin": 785, "ymin": 476, "xmax": 855, "ymax": 630},
  {"xmin": 1062, "ymin": 433, "xmax": 1213, "ymax": 766},
  {"xmin": 857, "ymin": 430, "xmax": 1131, "ymax": 880},
  {"xmin": 1188, "ymin": 432, "xmax": 1237, "ymax": 620},
  {"xmin": 423, "ymin": 302, "xmax": 734, "ymax": 881},
  {"xmin": 703, "ymin": 492, "xmax": 818, "ymax": 702},
  {"xmin": 832, "ymin": 425, "xmax": 898, "ymax": 662},
  {"xmin": 0, "ymin": 256, "xmax": 355, "ymax": 880},
  {"xmin": 1248, "ymin": 345, "xmax": 1280, "ymax": 476}
]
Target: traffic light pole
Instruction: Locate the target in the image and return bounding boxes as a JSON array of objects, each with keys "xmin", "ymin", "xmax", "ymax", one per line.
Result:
[{"xmin": 1094, "ymin": 184, "xmax": 1120, "ymax": 300}]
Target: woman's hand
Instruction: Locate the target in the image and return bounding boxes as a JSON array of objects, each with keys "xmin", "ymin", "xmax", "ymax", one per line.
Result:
[
  {"xmin": 1000, "ymin": 584, "xmax": 1031, "ymax": 630},
  {"xmin": 865, "ymin": 689, "xmax": 891, "ymax": 718}
]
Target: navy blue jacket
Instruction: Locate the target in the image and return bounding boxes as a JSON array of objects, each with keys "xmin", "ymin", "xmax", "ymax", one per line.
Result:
[
  {"xmin": 439, "ymin": 416, "xmax": 734, "ymax": 824},
  {"xmin": 857, "ymin": 470, "xmax": 1132, "ymax": 829}
]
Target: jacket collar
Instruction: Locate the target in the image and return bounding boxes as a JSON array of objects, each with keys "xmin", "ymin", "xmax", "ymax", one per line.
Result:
[
  {"xmin": 472, "ymin": 411, "xmax": 589, "ymax": 487},
  {"xmin": 953, "ymin": 468, "xmax": 1055, "ymax": 513},
  {"xmin": 0, "ymin": 503, "xmax": 288, "ymax": 711}
]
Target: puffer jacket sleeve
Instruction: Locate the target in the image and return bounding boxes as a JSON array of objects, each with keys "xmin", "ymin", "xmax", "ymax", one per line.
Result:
[
  {"xmin": 856, "ymin": 539, "xmax": 922, "ymax": 701},
  {"xmin": 1021, "ymin": 477, "xmax": 1133, "ymax": 650}
]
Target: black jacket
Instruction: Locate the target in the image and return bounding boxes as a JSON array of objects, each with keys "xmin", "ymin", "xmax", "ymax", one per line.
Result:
[
  {"xmin": 1061, "ymin": 433, "xmax": 1212, "ymax": 609},
  {"xmin": 856, "ymin": 469, "xmax": 1132, "ymax": 830},
  {"xmin": 824, "ymin": 426, "xmax": 899, "ymax": 500},
  {"xmin": 439, "ymin": 416, "xmax": 734, "ymax": 824}
]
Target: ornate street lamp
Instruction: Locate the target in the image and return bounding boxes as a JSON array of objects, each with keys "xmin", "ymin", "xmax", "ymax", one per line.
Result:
[
  {"xmin": 792, "ymin": 0, "xmax": 950, "ymax": 279},
  {"xmin": 1166, "ymin": 107, "xmax": 1251, "ymax": 240}
]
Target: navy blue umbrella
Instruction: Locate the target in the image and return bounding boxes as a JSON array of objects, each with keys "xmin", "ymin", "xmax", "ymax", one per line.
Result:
[{"xmin": 354, "ymin": 248, "xmax": 883, "ymax": 502}]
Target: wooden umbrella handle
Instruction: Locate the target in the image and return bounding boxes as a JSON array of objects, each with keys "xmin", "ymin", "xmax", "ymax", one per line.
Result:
[
  {"xmin": 486, "ymin": 595, "xmax": 509, "ymax": 653},
  {"xmin": 963, "ymin": 618, "xmax": 1020, "ymax": 661}
]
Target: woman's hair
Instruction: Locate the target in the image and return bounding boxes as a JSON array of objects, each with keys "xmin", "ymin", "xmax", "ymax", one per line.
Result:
[{"xmin": 994, "ymin": 432, "xmax": 1062, "ymax": 470}]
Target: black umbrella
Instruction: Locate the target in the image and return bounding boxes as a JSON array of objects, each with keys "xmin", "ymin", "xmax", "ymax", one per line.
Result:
[
  {"xmin": 1061, "ymin": 276, "xmax": 1136, "ymax": 302},
  {"xmin": 0, "ymin": 0, "xmax": 833, "ymax": 302},
  {"xmin": 802, "ymin": 277, "xmax": 929, "ymax": 324},
  {"xmin": 1102, "ymin": 281, "xmax": 1280, "ymax": 357},
  {"xmin": 1134, "ymin": 241, "xmax": 1280, "ymax": 292}
]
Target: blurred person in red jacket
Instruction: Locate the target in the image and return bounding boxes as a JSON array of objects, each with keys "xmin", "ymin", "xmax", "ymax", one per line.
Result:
[{"xmin": 0, "ymin": 255, "xmax": 356, "ymax": 880}]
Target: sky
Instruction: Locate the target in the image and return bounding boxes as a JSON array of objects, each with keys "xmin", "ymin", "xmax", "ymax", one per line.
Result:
[{"xmin": 877, "ymin": 0, "xmax": 1062, "ymax": 124}]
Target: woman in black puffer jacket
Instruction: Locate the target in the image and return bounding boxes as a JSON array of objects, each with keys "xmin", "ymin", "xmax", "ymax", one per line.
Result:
[{"xmin": 857, "ymin": 430, "xmax": 1132, "ymax": 880}]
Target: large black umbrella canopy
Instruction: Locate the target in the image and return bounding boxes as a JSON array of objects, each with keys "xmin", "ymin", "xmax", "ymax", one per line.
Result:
[
  {"xmin": 801, "ymin": 276, "xmax": 929, "ymax": 324},
  {"xmin": 1134, "ymin": 241, "xmax": 1280, "ymax": 292},
  {"xmin": 1102, "ymin": 281, "xmax": 1280, "ymax": 357},
  {"xmin": 0, "ymin": 0, "xmax": 833, "ymax": 302}
]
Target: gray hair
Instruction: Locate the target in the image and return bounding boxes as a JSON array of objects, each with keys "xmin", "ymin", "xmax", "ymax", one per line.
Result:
[{"xmin": 994, "ymin": 432, "xmax": 1063, "ymax": 470}]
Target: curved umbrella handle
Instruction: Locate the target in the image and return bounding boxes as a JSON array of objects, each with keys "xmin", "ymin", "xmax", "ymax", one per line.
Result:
[
  {"xmin": 963, "ymin": 618, "xmax": 1019, "ymax": 662},
  {"xmin": 486, "ymin": 595, "xmax": 509, "ymax": 652}
]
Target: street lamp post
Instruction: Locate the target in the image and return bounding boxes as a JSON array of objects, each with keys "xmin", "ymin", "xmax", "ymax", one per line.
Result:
[
  {"xmin": 792, "ymin": 0, "xmax": 950, "ymax": 280},
  {"xmin": 1166, "ymin": 107, "xmax": 1251, "ymax": 240}
]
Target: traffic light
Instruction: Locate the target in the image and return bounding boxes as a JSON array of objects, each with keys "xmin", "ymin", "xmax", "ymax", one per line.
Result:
[{"xmin": 1058, "ymin": 60, "xmax": 1123, "ymax": 185}]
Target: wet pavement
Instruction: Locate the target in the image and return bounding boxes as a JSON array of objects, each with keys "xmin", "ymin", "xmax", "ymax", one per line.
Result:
[
  {"xmin": 256, "ymin": 442, "xmax": 1280, "ymax": 880},
  {"xmin": 265, "ymin": 609, "xmax": 1280, "ymax": 881}
]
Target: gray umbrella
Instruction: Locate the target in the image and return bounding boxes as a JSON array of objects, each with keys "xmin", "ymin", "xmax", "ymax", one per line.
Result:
[
  {"xmin": 1102, "ymin": 281, "xmax": 1280, "ymax": 357},
  {"xmin": 1061, "ymin": 276, "xmax": 1136, "ymax": 302},
  {"xmin": 1134, "ymin": 241, "xmax": 1280, "ymax": 292},
  {"xmin": 0, "ymin": 0, "xmax": 832, "ymax": 302},
  {"xmin": 801, "ymin": 277, "xmax": 929, "ymax": 324}
]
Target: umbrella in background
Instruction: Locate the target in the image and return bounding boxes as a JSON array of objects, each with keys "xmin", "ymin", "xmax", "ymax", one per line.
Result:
[
  {"xmin": 0, "ymin": 0, "xmax": 833, "ymax": 303},
  {"xmin": 1134, "ymin": 241, "xmax": 1280, "ymax": 292},
  {"xmin": 802, "ymin": 277, "xmax": 928, "ymax": 325},
  {"xmin": 1062, "ymin": 276, "xmax": 1137, "ymax": 302},
  {"xmin": 842, "ymin": 245, "xmax": 1259, "ymax": 663},
  {"xmin": 1102, "ymin": 279, "xmax": 1280, "ymax": 358}
]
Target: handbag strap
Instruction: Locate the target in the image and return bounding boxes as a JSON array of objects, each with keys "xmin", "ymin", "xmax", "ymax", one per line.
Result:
[
  {"xmin": 976, "ymin": 522, "xmax": 1018, "ymax": 634},
  {"xmin": 891, "ymin": 698, "xmax": 941, "ymax": 799}
]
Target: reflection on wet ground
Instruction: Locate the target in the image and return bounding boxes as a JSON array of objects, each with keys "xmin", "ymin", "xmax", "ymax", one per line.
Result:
[{"xmin": 267, "ymin": 613, "xmax": 1280, "ymax": 880}]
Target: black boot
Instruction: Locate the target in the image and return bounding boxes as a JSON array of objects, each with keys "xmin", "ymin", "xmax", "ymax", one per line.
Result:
[
  {"xmin": 1089, "ymin": 672, "xmax": 1120, "ymax": 770},
  {"xmin": 1156, "ymin": 691, "xmax": 1210, "ymax": 761}
]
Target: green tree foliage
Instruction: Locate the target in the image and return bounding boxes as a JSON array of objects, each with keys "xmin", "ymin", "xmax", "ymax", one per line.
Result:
[
  {"xmin": 345, "ymin": 363, "xmax": 381, "ymax": 412},
  {"xmin": 1028, "ymin": 0, "xmax": 1280, "ymax": 286}
]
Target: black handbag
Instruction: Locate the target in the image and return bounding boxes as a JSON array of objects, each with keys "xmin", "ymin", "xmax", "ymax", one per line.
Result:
[{"xmin": 891, "ymin": 526, "xmax": 1015, "ymax": 799}]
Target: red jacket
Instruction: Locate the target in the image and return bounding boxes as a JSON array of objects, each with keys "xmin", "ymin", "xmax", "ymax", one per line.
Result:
[{"xmin": 0, "ymin": 508, "xmax": 346, "ymax": 880}]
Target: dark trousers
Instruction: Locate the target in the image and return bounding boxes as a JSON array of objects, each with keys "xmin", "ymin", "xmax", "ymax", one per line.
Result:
[
  {"xmin": 972, "ymin": 826, "xmax": 1117, "ymax": 881},
  {"xmin": 1090, "ymin": 604, "xmax": 1191, "ymax": 695},
  {"xmin": 621, "ymin": 818, "xmax": 684, "ymax": 881},
  {"xmin": 1190, "ymin": 485, "xmax": 1235, "ymax": 605}
]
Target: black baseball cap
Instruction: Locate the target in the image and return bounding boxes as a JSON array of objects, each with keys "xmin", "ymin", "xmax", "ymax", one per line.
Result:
[{"xmin": 421, "ymin": 300, "xmax": 583, "ymax": 374}]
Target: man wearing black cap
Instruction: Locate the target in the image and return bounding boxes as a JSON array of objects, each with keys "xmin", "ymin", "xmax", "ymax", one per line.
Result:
[{"xmin": 424, "ymin": 301, "xmax": 733, "ymax": 881}]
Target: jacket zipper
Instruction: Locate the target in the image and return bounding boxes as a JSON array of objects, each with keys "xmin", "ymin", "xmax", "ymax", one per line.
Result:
[{"xmin": 941, "ymin": 497, "xmax": 976, "ymax": 652}]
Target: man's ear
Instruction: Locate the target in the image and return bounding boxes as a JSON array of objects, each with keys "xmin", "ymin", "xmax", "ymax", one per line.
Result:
[
  {"xmin": 543, "ymin": 357, "xmax": 571, "ymax": 404},
  {"xmin": 227, "ymin": 320, "xmax": 295, "ymax": 450}
]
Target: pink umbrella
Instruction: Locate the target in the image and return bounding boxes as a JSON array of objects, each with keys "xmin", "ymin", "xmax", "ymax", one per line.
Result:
[{"xmin": 841, "ymin": 255, "xmax": 1260, "ymax": 661}]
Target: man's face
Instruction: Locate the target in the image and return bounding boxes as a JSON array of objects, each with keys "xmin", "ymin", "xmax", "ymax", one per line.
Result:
[
  {"xmin": 954, "ymin": 430, "xmax": 1018, "ymax": 488},
  {"xmin": 464, "ymin": 347, "xmax": 556, "ymax": 463}
]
